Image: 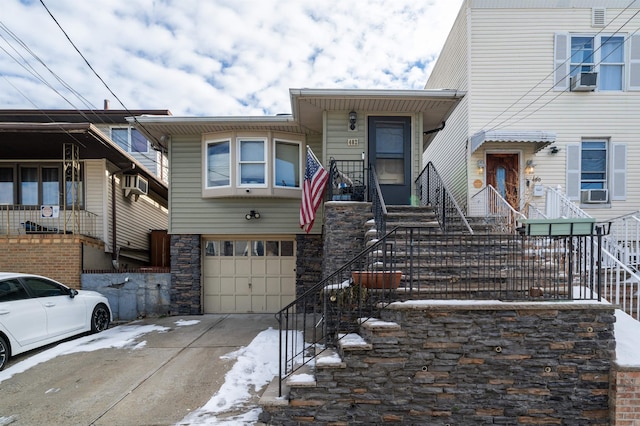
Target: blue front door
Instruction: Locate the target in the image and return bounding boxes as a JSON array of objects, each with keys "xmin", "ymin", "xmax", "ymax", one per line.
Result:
[{"xmin": 368, "ymin": 116, "xmax": 412, "ymax": 205}]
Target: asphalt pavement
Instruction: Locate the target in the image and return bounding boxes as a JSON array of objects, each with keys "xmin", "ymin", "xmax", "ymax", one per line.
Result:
[{"xmin": 0, "ymin": 314, "xmax": 279, "ymax": 426}]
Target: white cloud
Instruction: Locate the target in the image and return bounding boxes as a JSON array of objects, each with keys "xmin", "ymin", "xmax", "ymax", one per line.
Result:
[{"xmin": 0, "ymin": 0, "xmax": 463, "ymax": 116}]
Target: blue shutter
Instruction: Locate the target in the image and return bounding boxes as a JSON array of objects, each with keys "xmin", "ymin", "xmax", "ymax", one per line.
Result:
[
  {"xmin": 554, "ymin": 33, "xmax": 569, "ymax": 91},
  {"xmin": 629, "ymin": 35, "xmax": 640, "ymax": 91},
  {"xmin": 611, "ymin": 143, "xmax": 627, "ymax": 200},
  {"xmin": 566, "ymin": 144, "xmax": 580, "ymax": 200}
]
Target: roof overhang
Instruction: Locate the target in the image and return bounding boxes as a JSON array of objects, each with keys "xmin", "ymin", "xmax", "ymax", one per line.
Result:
[
  {"xmin": 290, "ymin": 88, "xmax": 465, "ymax": 135},
  {"xmin": 131, "ymin": 88, "xmax": 465, "ymax": 148},
  {"xmin": 0, "ymin": 122, "xmax": 167, "ymax": 202},
  {"xmin": 470, "ymin": 130, "xmax": 556, "ymax": 154}
]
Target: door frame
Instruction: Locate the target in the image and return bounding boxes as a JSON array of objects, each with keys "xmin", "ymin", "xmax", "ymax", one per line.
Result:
[
  {"xmin": 367, "ymin": 115, "xmax": 413, "ymax": 205},
  {"xmin": 483, "ymin": 150, "xmax": 524, "ymax": 210}
]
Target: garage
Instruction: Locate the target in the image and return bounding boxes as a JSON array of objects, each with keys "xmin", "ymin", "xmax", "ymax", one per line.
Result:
[{"xmin": 202, "ymin": 237, "xmax": 296, "ymax": 313}]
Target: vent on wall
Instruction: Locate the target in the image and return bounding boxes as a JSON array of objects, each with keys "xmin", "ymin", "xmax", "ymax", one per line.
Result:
[{"xmin": 592, "ymin": 8, "xmax": 606, "ymax": 27}]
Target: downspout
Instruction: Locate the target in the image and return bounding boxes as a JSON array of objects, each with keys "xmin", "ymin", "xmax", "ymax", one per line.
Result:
[
  {"xmin": 111, "ymin": 163, "xmax": 136, "ymax": 270},
  {"xmin": 423, "ymin": 121, "xmax": 446, "ymax": 136}
]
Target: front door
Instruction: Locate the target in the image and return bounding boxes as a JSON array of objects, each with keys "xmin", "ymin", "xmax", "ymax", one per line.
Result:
[
  {"xmin": 486, "ymin": 153, "xmax": 520, "ymax": 210},
  {"xmin": 368, "ymin": 116, "xmax": 412, "ymax": 205}
]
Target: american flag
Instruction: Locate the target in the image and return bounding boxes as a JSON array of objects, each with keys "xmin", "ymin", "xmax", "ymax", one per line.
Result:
[{"xmin": 300, "ymin": 147, "xmax": 329, "ymax": 233}]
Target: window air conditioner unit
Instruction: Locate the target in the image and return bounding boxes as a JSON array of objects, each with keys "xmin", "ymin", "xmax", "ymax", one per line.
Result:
[
  {"xmin": 581, "ymin": 189, "xmax": 608, "ymax": 204},
  {"xmin": 123, "ymin": 174, "xmax": 148, "ymax": 198},
  {"xmin": 570, "ymin": 72, "xmax": 598, "ymax": 91}
]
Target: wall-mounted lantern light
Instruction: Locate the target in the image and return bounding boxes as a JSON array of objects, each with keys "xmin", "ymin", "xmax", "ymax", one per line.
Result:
[
  {"xmin": 549, "ymin": 146, "xmax": 560, "ymax": 154},
  {"xmin": 525, "ymin": 160, "xmax": 537, "ymax": 174},
  {"xmin": 245, "ymin": 210, "xmax": 261, "ymax": 220},
  {"xmin": 476, "ymin": 160, "xmax": 485, "ymax": 174},
  {"xmin": 348, "ymin": 111, "xmax": 357, "ymax": 131}
]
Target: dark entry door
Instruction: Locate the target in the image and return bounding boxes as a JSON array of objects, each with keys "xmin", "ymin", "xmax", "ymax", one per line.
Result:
[
  {"xmin": 368, "ymin": 116, "xmax": 412, "ymax": 205},
  {"xmin": 486, "ymin": 153, "xmax": 520, "ymax": 210}
]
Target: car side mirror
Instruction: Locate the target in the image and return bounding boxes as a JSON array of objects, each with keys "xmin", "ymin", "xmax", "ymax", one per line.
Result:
[{"xmin": 69, "ymin": 289, "xmax": 78, "ymax": 299}]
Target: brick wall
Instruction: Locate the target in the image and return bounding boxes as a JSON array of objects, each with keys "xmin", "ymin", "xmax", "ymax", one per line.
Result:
[
  {"xmin": 611, "ymin": 365, "xmax": 640, "ymax": 425},
  {"xmin": 0, "ymin": 235, "xmax": 101, "ymax": 288}
]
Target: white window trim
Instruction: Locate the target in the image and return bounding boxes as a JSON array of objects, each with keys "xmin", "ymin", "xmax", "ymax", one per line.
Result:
[
  {"xmin": 237, "ymin": 137, "xmax": 268, "ymax": 188},
  {"xmin": 554, "ymin": 32, "xmax": 637, "ymax": 92},
  {"xmin": 205, "ymin": 138, "xmax": 232, "ymax": 190},
  {"xmin": 202, "ymin": 131, "xmax": 303, "ymax": 199},
  {"xmin": 111, "ymin": 127, "xmax": 150, "ymax": 154},
  {"xmin": 273, "ymin": 138, "xmax": 302, "ymax": 190}
]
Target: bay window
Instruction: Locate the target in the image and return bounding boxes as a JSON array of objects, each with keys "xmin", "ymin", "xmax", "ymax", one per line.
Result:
[{"xmin": 203, "ymin": 132, "xmax": 303, "ymax": 198}]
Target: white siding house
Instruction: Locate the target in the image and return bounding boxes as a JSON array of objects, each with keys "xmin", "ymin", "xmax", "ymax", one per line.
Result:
[{"xmin": 425, "ymin": 0, "xmax": 640, "ymax": 221}]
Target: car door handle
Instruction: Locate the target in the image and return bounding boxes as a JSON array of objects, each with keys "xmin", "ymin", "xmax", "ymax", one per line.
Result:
[
  {"xmin": 44, "ymin": 303, "xmax": 56, "ymax": 307},
  {"xmin": 0, "ymin": 309, "xmax": 9, "ymax": 315}
]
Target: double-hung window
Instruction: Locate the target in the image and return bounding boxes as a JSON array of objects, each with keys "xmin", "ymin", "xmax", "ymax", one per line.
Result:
[
  {"xmin": 112, "ymin": 127, "xmax": 149, "ymax": 153},
  {"xmin": 203, "ymin": 133, "xmax": 302, "ymax": 198},
  {"xmin": 566, "ymin": 140, "xmax": 626, "ymax": 205},
  {"xmin": 555, "ymin": 33, "xmax": 640, "ymax": 91}
]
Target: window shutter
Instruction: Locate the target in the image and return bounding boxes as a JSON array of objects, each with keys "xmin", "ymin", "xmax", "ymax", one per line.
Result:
[
  {"xmin": 566, "ymin": 144, "xmax": 580, "ymax": 200},
  {"xmin": 611, "ymin": 143, "xmax": 627, "ymax": 201},
  {"xmin": 629, "ymin": 34, "xmax": 640, "ymax": 91},
  {"xmin": 554, "ymin": 33, "xmax": 569, "ymax": 91}
]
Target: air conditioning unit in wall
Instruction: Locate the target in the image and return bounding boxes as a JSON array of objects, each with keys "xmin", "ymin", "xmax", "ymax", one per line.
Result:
[
  {"xmin": 123, "ymin": 174, "xmax": 148, "ymax": 199},
  {"xmin": 570, "ymin": 72, "xmax": 598, "ymax": 91},
  {"xmin": 581, "ymin": 189, "xmax": 608, "ymax": 204}
]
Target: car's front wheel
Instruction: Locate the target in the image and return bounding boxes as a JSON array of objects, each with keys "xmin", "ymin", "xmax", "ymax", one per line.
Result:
[
  {"xmin": 91, "ymin": 304, "xmax": 110, "ymax": 333},
  {"xmin": 0, "ymin": 335, "xmax": 9, "ymax": 371}
]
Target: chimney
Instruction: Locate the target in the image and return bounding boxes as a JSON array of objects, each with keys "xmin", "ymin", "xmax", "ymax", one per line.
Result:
[{"xmin": 104, "ymin": 99, "xmax": 110, "ymax": 110}]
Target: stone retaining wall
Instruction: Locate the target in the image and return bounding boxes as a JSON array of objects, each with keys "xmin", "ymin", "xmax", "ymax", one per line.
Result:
[{"xmin": 266, "ymin": 302, "xmax": 616, "ymax": 425}]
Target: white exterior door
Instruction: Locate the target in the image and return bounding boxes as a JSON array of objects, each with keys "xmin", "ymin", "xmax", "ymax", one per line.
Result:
[{"xmin": 202, "ymin": 237, "xmax": 296, "ymax": 313}]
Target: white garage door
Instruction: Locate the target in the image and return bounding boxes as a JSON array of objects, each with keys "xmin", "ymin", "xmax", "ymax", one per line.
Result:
[{"xmin": 202, "ymin": 237, "xmax": 296, "ymax": 313}]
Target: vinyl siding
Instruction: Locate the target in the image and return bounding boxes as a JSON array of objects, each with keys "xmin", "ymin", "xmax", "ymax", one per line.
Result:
[
  {"xmin": 423, "ymin": 2, "xmax": 470, "ymax": 210},
  {"xmin": 169, "ymin": 133, "xmax": 318, "ymax": 235},
  {"xmin": 425, "ymin": 2, "xmax": 640, "ymax": 220},
  {"xmin": 84, "ymin": 159, "xmax": 109, "ymax": 243}
]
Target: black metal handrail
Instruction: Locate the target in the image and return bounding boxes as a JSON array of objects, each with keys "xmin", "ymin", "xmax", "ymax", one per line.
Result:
[
  {"xmin": 415, "ymin": 162, "xmax": 473, "ymax": 234},
  {"xmin": 369, "ymin": 164, "xmax": 387, "ymax": 238},
  {"xmin": 275, "ymin": 224, "xmax": 606, "ymax": 396}
]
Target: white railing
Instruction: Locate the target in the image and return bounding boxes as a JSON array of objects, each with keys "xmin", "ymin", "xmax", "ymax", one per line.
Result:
[
  {"xmin": 545, "ymin": 185, "xmax": 591, "ymax": 219},
  {"xmin": 608, "ymin": 212, "xmax": 640, "ymax": 268},
  {"xmin": 0, "ymin": 205, "xmax": 98, "ymax": 237},
  {"xmin": 542, "ymin": 186, "xmax": 640, "ymax": 319},
  {"xmin": 469, "ymin": 185, "xmax": 525, "ymax": 233}
]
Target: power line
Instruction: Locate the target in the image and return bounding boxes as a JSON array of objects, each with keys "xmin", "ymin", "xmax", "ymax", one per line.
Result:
[{"xmin": 478, "ymin": 0, "xmax": 640, "ymax": 133}]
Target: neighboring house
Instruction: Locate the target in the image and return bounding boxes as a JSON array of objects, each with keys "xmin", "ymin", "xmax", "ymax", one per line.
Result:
[
  {"xmin": 132, "ymin": 89, "xmax": 463, "ymax": 314},
  {"xmin": 424, "ymin": 0, "xmax": 640, "ymax": 221},
  {"xmin": 0, "ymin": 109, "xmax": 170, "ymax": 288}
]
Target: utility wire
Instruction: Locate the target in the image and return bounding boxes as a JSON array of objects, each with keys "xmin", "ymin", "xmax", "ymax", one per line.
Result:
[{"xmin": 478, "ymin": 0, "xmax": 639, "ymax": 133}]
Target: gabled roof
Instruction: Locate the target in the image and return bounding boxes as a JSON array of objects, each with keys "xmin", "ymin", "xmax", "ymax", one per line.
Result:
[{"xmin": 131, "ymin": 88, "xmax": 465, "ymax": 148}]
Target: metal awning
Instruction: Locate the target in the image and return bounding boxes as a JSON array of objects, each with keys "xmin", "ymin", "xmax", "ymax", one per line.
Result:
[{"xmin": 470, "ymin": 130, "xmax": 556, "ymax": 154}]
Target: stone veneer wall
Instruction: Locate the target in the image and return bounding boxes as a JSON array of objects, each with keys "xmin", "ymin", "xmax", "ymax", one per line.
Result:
[
  {"xmin": 296, "ymin": 233, "xmax": 323, "ymax": 310},
  {"xmin": 170, "ymin": 234, "xmax": 201, "ymax": 315},
  {"xmin": 268, "ymin": 303, "xmax": 615, "ymax": 425},
  {"xmin": 322, "ymin": 202, "xmax": 371, "ymax": 279}
]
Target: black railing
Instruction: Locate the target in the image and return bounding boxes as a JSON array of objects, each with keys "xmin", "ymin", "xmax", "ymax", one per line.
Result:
[
  {"xmin": 415, "ymin": 162, "xmax": 473, "ymax": 234},
  {"xmin": 369, "ymin": 165, "xmax": 387, "ymax": 238},
  {"xmin": 276, "ymin": 224, "xmax": 606, "ymax": 396},
  {"xmin": 327, "ymin": 159, "xmax": 366, "ymax": 202}
]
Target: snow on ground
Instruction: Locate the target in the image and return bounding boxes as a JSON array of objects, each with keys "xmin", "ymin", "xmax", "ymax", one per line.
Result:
[
  {"xmin": 1, "ymin": 302, "xmax": 640, "ymax": 425},
  {"xmin": 0, "ymin": 323, "xmax": 168, "ymax": 384},
  {"xmin": 177, "ymin": 327, "xmax": 303, "ymax": 425}
]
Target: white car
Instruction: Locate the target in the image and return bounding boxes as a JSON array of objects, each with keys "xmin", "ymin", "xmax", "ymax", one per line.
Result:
[{"xmin": 0, "ymin": 273, "xmax": 112, "ymax": 370}]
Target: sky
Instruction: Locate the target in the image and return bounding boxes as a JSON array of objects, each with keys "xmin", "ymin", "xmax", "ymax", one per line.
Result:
[
  {"xmin": 0, "ymin": 0, "xmax": 464, "ymax": 117},
  {"xmin": 1, "ymin": 303, "xmax": 639, "ymax": 425}
]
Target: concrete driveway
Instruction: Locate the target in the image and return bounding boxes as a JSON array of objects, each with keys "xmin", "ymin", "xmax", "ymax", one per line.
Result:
[{"xmin": 0, "ymin": 314, "xmax": 279, "ymax": 425}]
